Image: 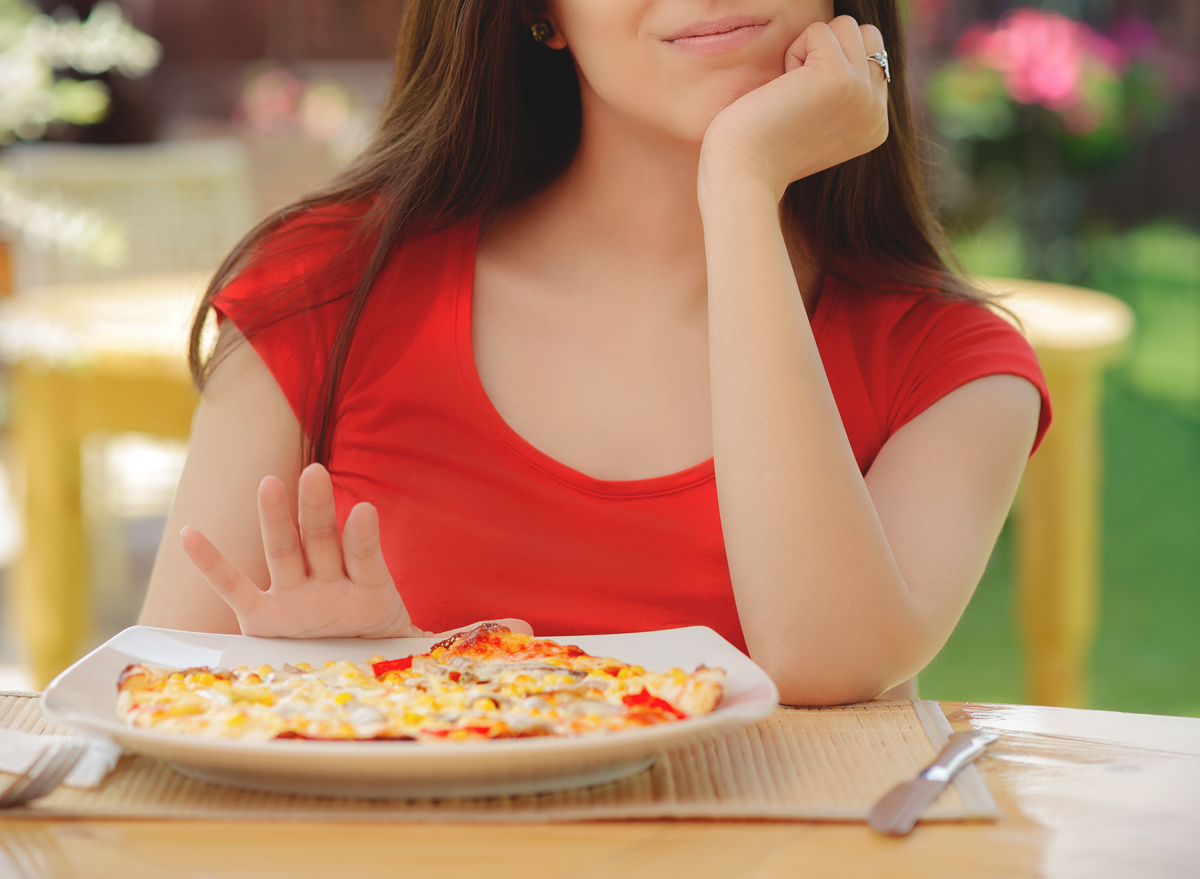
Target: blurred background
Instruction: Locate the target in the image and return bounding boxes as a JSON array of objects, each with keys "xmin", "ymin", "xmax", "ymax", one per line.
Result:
[{"xmin": 0, "ymin": 0, "xmax": 1195, "ymax": 716}]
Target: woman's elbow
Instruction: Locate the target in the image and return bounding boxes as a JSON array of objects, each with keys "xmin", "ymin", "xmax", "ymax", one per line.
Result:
[
  {"xmin": 770, "ymin": 668, "xmax": 892, "ymax": 707},
  {"xmin": 755, "ymin": 642, "xmax": 933, "ymax": 707}
]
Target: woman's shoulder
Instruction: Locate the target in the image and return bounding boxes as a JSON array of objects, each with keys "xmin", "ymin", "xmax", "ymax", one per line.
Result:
[
  {"xmin": 818, "ymin": 271, "xmax": 1051, "ymax": 454},
  {"xmin": 206, "ymin": 205, "xmax": 472, "ymax": 429},
  {"xmin": 823, "ymin": 271, "xmax": 1012, "ymax": 332},
  {"xmin": 820, "ymin": 272, "xmax": 1035, "ymax": 365},
  {"xmin": 212, "ymin": 204, "xmax": 472, "ymax": 318},
  {"xmin": 213, "ymin": 201, "xmax": 378, "ymax": 309}
]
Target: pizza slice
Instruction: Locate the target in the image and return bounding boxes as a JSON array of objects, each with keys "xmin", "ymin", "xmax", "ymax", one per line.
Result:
[{"xmin": 117, "ymin": 623, "xmax": 726, "ymax": 741}]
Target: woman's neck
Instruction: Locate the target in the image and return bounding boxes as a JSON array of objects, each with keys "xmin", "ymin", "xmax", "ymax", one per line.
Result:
[
  {"xmin": 483, "ymin": 85, "xmax": 821, "ymax": 313},
  {"xmin": 556, "ymin": 100, "xmax": 709, "ymax": 267}
]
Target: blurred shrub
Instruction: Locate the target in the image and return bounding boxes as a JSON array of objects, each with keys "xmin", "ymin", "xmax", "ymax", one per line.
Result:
[
  {"xmin": 1089, "ymin": 223, "xmax": 1200, "ymax": 412},
  {"xmin": 0, "ymin": 0, "xmax": 160, "ymax": 144},
  {"xmin": 929, "ymin": 8, "xmax": 1191, "ymax": 170},
  {"xmin": 928, "ymin": 7, "xmax": 1199, "ymax": 282}
]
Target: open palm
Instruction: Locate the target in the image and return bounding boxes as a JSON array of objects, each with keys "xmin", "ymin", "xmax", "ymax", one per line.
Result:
[{"xmin": 181, "ymin": 463, "xmax": 528, "ymax": 640}]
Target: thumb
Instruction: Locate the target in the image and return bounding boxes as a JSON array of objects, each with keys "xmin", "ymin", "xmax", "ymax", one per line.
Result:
[
  {"xmin": 493, "ymin": 618, "xmax": 534, "ymax": 636},
  {"xmin": 785, "ymin": 21, "xmax": 839, "ymax": 73}
]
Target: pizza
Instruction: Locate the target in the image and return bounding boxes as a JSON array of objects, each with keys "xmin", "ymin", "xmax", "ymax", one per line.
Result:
[{"xmin": 116, "ymin": 623, "xmax": 726, "ymax": 741}]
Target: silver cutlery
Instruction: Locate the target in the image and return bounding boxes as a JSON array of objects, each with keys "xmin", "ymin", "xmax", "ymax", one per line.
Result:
[
  {"xmin": 868, "ymin": 729, "xmax": 999, "ymax": 835},
  {"xmin": 0, "ymin": 742, "xmax": 87, "ymax": 808}
]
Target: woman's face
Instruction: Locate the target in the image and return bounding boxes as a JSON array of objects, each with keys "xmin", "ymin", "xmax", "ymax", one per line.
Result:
[{"xmin": 545, "ymin": 1, "xmax": 836, "ymax": 142}]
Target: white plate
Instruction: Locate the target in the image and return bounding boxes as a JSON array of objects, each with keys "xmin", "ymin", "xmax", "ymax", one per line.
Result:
[{"xmin": 42, "ymin": 626, "xmax": 779, "ymax": 798}]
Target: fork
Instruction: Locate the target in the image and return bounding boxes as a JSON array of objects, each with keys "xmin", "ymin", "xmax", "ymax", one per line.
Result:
[{"xmin": 0, "ymin": 742, "xmax": 87, "ymax": 808}]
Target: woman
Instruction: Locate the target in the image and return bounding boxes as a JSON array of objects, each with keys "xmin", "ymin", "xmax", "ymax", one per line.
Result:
[{"xmin": 139, "ymin": 0, "xmax": 1050, "ymax": 706}]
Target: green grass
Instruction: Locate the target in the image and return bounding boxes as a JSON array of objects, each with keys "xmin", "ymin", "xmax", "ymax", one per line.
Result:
[
  {"xmin": 1091, "ymin": 382, "xmax": 1200, "ymax": 716},
  {"xmin": 921, "ymin": 382, "xmax": 1200, "ymax": 716},
  {"xmin": 919, "ymin": 526, "xmax": 1024, "ymax": 705},
  {"xmin": 921, "ymin": 223, "xmax": 1200, "ymax": 716}
]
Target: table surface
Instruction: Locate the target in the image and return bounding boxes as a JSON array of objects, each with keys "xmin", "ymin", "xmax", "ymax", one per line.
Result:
[
  {"xmin": 975, "ymin": 276, "xmax": 1135, "ymax": 353},
  {"xmin": 0, "ymin": 273, "xmax": 208, "ymax": 372},
  {"xmin": 1, "ymin": 702, "xmax": 1197, "ymax": 879}
]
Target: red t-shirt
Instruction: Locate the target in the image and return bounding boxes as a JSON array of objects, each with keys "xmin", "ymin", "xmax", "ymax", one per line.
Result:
[{"xmin": 214, "ymin": 213, "xmax": 1051, "ymax": 652}]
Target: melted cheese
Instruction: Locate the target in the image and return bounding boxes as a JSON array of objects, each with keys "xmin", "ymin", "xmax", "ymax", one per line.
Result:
[{"xmin": 116, "ymin": 626, "xmax": 726, "ymax": 742}]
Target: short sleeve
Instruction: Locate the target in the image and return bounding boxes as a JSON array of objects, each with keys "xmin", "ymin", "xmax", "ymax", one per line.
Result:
[
  {"xmin": 209, "ymin": 207, "xmax": 365, "ymax": 434},
  {"xmin": 886, "ymin": 297, "xmax": 1052, "ymax": 454}
]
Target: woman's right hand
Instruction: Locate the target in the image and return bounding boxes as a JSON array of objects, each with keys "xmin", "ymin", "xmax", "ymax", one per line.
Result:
[
  {"xmin": 699, "ymin": 16, "xmax": 889, "ymax": 204},
  {"xmin": 180, "ymin": 462, "xmax": 530, "ymax": 640}
]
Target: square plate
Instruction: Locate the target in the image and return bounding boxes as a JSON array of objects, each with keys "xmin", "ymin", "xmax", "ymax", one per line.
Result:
[{"xmin": 42, "ymin": 626, "xmax": 780, "ymax": 798}]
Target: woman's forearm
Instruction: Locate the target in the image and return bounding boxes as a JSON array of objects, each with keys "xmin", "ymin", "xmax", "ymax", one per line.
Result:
[{"xmin": 699, "ymin": 165, "xmax": 934, "ymax": 704}]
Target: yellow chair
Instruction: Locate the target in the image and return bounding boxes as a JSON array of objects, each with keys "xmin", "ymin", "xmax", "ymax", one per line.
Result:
[
  {"xmin": 980, "ymin": 278, "xmax": 1135, "ymax": 708},
  {"xmin": 2, "ymin": 274, "xmax": 204, "ymax": 687},
  {"xmin": 1, "ymin": 139, "xmax": 253, "ymax": 687}
]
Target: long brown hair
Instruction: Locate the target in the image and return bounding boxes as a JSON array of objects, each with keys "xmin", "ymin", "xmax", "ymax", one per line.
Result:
[{"xmin": 189, "ymin": 0, "xmax": 977, "ymax": 466}]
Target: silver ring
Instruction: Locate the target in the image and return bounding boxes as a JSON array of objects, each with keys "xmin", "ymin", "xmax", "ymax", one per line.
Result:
[{"xmin": 867, "ymin": 50, "xmax": 891, "ymax": 83}]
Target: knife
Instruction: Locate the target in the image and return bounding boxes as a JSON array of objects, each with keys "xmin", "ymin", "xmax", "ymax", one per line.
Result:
[{"xmin": 868, "ymin": 729, "xmax": 999, "ymax": 835}]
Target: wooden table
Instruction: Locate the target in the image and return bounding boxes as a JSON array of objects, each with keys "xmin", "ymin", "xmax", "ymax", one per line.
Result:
[{"xmin": 1, "ymin": 703, "xmax": 1196, "ymax": 879}]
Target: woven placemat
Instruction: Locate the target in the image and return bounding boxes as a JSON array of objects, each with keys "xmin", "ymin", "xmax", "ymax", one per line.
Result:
[{"xmin": 0, "ymin": 693, "xmax": 997, "ymax": 823}]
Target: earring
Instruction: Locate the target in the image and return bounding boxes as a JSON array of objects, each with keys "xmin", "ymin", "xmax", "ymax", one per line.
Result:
[{"xmin": 531, "ymin": 21, "xmax": 555, "ymax": 43}]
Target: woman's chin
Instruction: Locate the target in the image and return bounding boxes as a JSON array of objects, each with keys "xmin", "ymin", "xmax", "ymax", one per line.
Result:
[
  {"xmin": 596, "ymin": 69, "xmax": 779, "ymax": 145},
  {"xmin": 676, "ymin": 82, "xmax": 774, "ymax": 141}
]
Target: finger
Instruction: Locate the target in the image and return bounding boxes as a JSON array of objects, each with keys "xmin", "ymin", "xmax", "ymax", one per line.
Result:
[
  {"xmin": 828, "ymin": 15, "xmax": 870, "ymax": 79},
  {"xmin": 257, "ymin": 475, "xmax": 307, "ymax": 589},
  {"xmin": 859, "ymin": 23, "xmax": 890, "ymax": 135},
  {"xmin": 342, "ymin": 502, "xmax": 394, "ymax": 591},
  {"xmin": 181, "ymin": 526, "xmax": 265, "ymax": 619},
  {"xmin": 297, "ymin": 463, "xmax": 345, "ymax": 581},
  {"xmin": 497, "ymin": 618, "xmax": 535, "ymax": 636},
  {"xmin": 864, "ymin": 24, "xmax": 892, "ymax": 86},
  {"xmin": 785, "ymin": 21, "xmax": 832, "ymax": 73},
  {"xmin": 860, "ymin": 24, "xmax": 885, "ymax": 57},
  {"xmin": 785, "ymin": 19, "xmax": 861, "ymax": 76}
]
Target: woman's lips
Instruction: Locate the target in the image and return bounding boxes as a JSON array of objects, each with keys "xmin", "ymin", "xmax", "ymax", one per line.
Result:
[{"xmin": 665, "ymin": 21, "xmax": 769, "ymax": 55}]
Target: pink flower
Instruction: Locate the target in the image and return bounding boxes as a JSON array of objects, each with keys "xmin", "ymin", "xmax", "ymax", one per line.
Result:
[
  {"xmin": 1106, "ymin": 15, "xmax": 1162, "ymax": 60},
  {"xmin": 1083, "ymin": 30, "xmax": 1129, "ymax": 75},
  {"xmin": 957, "ymin": 8, "xmax": 1124, "ymax": 112},
  {"xmin": 954, "ymin": 24, "xmax": 994, "ymax": 60},
  {"xmin": 1106, "ymin": 14, "xmax": 1199, "ymax": 93},
  {"xmin": 240, "ymin": 69, "xmax": 302, "ymax": 135}
]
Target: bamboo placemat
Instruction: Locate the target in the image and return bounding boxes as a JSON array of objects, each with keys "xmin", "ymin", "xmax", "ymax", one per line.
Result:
[{"xmin": 0, "ymin": 693, "xmax": 997, "ymax": 823}]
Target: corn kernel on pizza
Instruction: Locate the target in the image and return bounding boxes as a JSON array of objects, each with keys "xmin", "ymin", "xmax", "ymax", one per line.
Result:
[{"xmin": 116, "ymin": 623, "xmax": 726, "ymax": 741}]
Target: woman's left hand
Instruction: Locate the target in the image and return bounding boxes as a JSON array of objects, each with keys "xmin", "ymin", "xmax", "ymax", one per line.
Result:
[{"xmin": 699, "ymin": 15, "xmax": 889, "ymax": 202}]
